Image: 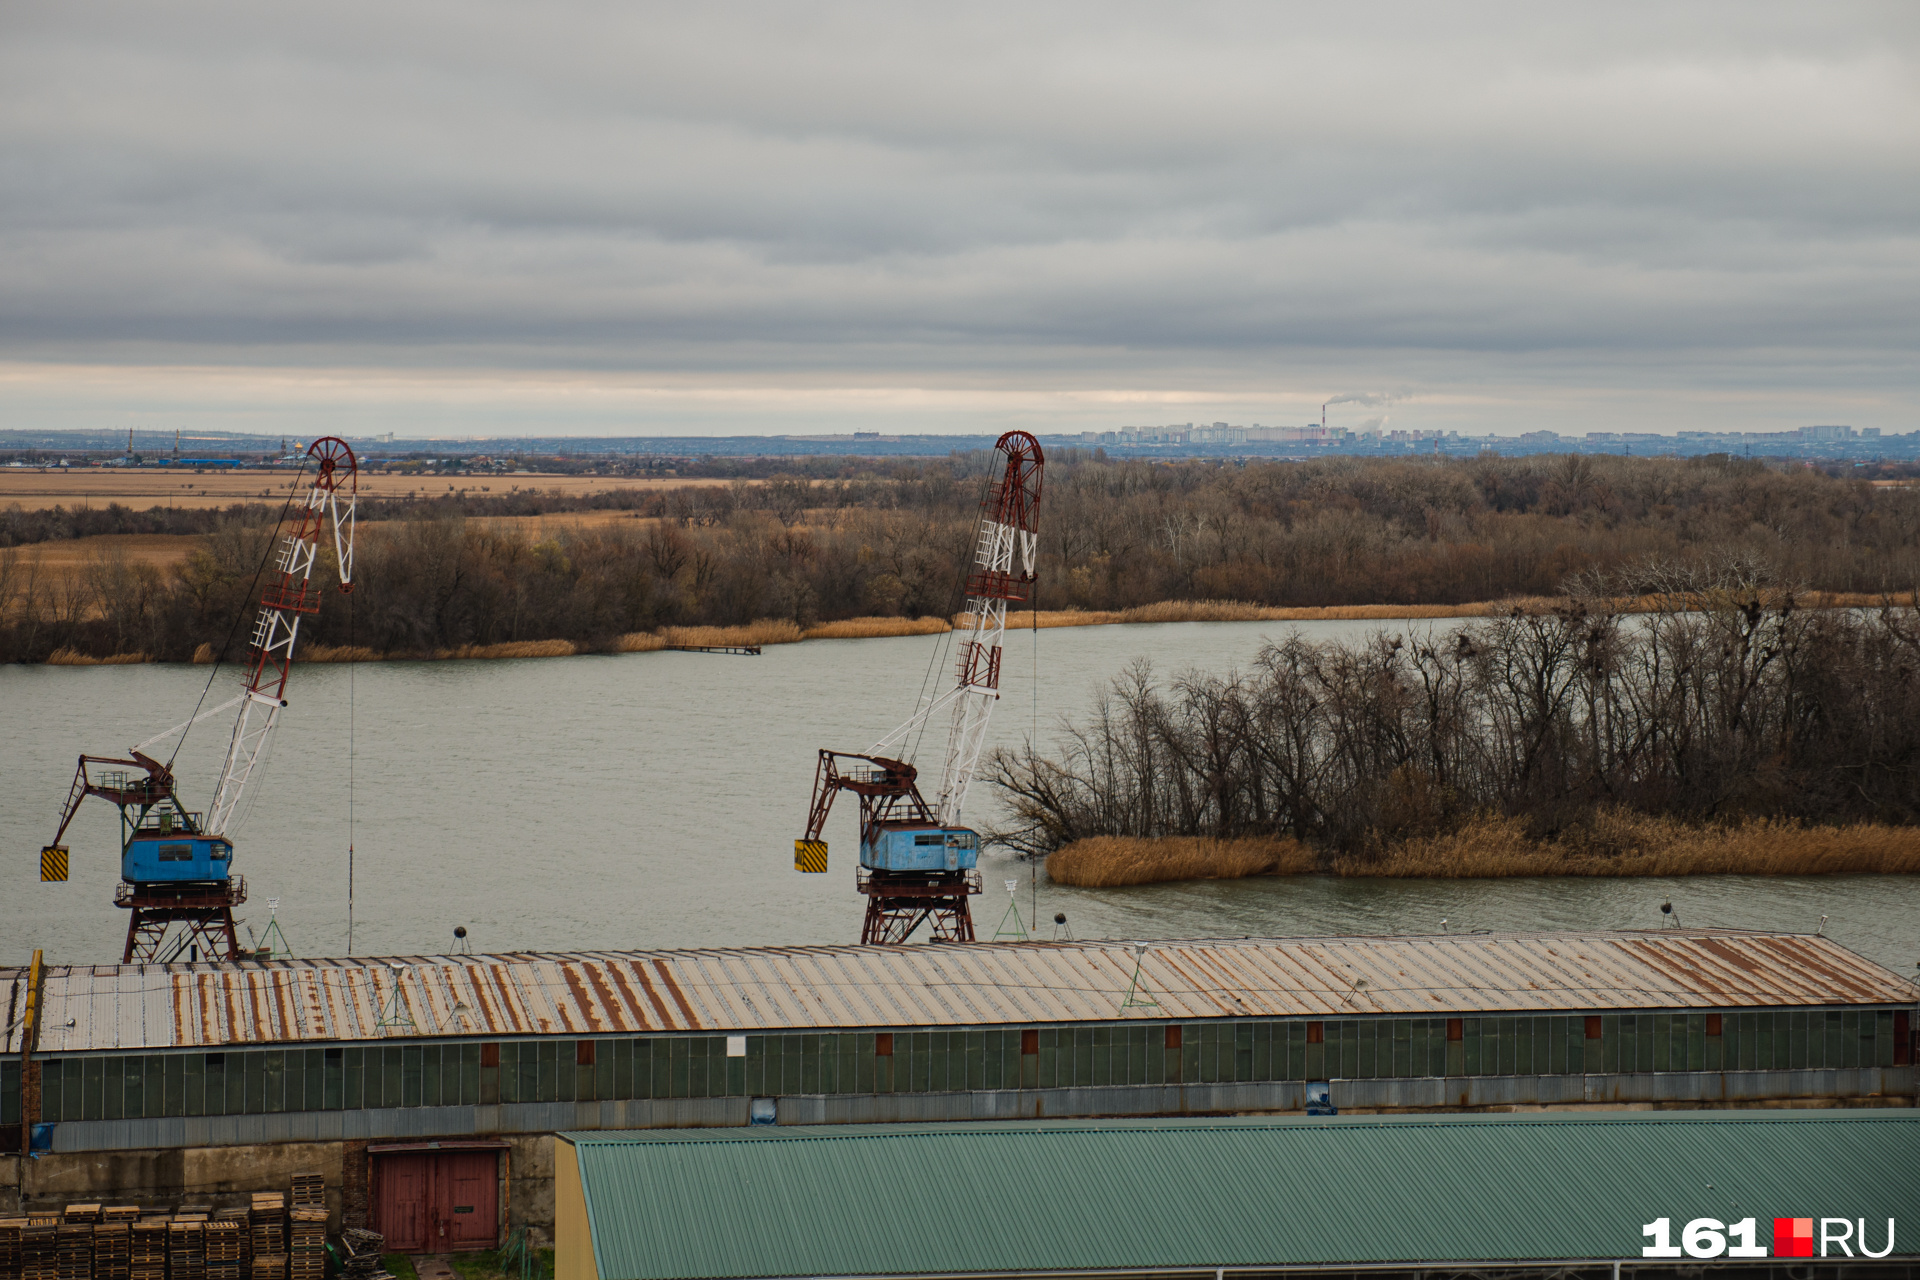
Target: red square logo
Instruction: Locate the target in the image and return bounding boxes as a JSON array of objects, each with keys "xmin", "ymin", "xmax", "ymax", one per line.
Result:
[{"xmin": 1774, "ymin": 1218, "xmax": 1813, "ymax": 1258}]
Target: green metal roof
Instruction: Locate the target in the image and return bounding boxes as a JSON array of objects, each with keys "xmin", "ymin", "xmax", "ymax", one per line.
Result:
[{"xmin": 564, "ymin": 1110, "xmax": 1919, "ymax": 1279}]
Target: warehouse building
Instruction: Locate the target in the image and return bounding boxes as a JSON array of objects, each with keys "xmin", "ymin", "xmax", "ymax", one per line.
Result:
[
  {"xmin": 4, "ymin": 930, "xmax": 1915, "ymax": 1246},
  {"xmin": 555, "ymin": 1111, "xmax": 1920, "ymax": 1279}
]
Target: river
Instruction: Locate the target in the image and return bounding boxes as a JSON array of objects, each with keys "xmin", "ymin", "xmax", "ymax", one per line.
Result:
[{"xmin": 4, "ymin": 618, "xmax": 1917, "ymax": 973}]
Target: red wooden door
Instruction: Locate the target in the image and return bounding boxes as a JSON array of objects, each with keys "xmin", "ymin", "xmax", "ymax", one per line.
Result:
[
  {"xmin": 375, "ymin": 1154, "xmax": 432, "ymax": 1253},
  {"xmin": 437, "ymin": 1152, "xmax": 499, "ymax": 1252},
  {"xmin": 374, "ymin": 1151, "xmax": 498, "ymax": 1253}
]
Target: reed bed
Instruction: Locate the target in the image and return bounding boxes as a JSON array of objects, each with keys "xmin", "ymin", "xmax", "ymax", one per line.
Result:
[
  {"xmin": 1348, "ymin": 812, "xmax": 1920, "ymax": 878},
  {"xmin": 988, "ymin": 599, "xmax": 1554, "ymax": 630},
  {"xmin": 298, "ymin": 644, "xmax": 381, "ymax": 663},
  {"xmin": 804, "ymin": 615, "xmax": 951, "ymax": 639},
  {"xmin": 657, "ymin": 619, "xmax": 804, "ymax": 648},
  {"xmin": 1044, "ymin": 814, "xmax": 1920, "ymax": 887},
  {"xmin": 1047, "ymin": 835, "xmax": 1317, "ymax": 887},
  {"xmin": 44, "ymin": 648, "xmax": 150, "ymax": 665},
  {"xmin": 614, "ymin": 632, "xmax": 669, "ymax": 653},
  {"xmin": 990, "ymin": 592, "xmax": 1898, "ymax": 634},
  {"xmin": 435, "ymin": 639, "xmax": 578, "ymax": 660}
]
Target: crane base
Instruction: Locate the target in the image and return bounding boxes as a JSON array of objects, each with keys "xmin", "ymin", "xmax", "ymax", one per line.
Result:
[
  {"xmin": 116, "ymin": 878, "xmax": 249, "ymax": 964},
  {"xmin": 858, "ymin": 870, "xmax": 981, "ymax": 945}
]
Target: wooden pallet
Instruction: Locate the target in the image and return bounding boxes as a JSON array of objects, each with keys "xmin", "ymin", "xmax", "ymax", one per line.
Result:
[
  {"xmin": 54, "ymin": 1225, "xmax": 92, "ymax": 1280},
  {"xmin": 0, "ymin": 1219, "xmax": 26, "ymax": 1280},
  {"xmin": 21, "ymin": 1225, "xmax": 56, "ymax": 1280},
  {"xmin": 165, "ymin": 1221, "xmax": 203, "ymax": 1280},
  {"xmin": 126, "ymin": 1221, "xmax": 165, "ymax": 1280},
  {"xmin": 91, "ymin": 1225, "xmax": 129, "ymax": 1280}
]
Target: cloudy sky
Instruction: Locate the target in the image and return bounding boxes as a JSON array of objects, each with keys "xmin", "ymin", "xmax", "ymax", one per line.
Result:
[{"xmin": 2, "ymin": 2, "xmax": 1915, "ymax": 438}]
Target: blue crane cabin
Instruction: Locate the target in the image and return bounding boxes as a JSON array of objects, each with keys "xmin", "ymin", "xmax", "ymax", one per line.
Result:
[
  {"xmin": 861, "ymin": 825, "xmax": 981, "ymax": 873},
  {"xmin": 122, "ymin": 834, "xmax": 233, "ymax": 884}
]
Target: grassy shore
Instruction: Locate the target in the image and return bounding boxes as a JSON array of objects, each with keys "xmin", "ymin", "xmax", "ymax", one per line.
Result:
[
  {"xmin": 1046, "ymin": 812, "xmax": 1920, "ymax": 885},
  {"xmin": 65, "ymin": 592, "xmax": 1908, "ymax": 666}
]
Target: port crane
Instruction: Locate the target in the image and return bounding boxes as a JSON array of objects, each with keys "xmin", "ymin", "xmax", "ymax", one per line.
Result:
[
  {"xmin": 796, "ymin": 431, "xmax": 1042, "ymax": 943},
  {"xmin": 38, "ymin": 438, "xmax": 358, "ymax": 963}
]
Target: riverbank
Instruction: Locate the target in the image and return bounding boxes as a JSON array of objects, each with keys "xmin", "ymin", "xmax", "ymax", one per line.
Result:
[
  {"xmin": 31, "ymin": 590, "xmax": 1908, "ymax": 666},
  {"xmin": 1044, "ymin": 813, "xmax": 1920, "ymax": 886}
]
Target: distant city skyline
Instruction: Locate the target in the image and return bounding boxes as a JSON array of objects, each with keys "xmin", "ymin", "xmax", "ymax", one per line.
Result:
[{"xmin": 2, "ymin": 3, "xmax": 1914, "ymax": 439}]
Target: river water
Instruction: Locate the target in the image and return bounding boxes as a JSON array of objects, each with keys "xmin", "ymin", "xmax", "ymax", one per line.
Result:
[{"xmin": 4, "ymin": 619, "xmax": 1917, "ymax": 973}]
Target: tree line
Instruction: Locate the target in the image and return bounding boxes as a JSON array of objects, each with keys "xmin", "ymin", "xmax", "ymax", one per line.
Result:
[
  {"xmin": 7, "ymin": 451, "xmax": 1920, "ymax": 662},
  {"xmin": 987, "ymin": 563, "xmax": 1920, "ymax": 859}
]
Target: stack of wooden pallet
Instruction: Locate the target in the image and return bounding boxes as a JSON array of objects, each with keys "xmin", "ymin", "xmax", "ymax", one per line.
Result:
[
  {"xmin": 89, "ymin": 1225, "xmax": 128, "ymax": 1280},
  {"xmin": 20, "ymin": 1224, "xmax": 57, "ymax": 1280},
  {"xmin": 170, "ymin": 1220, "xmax": 206, "ymax": 1280},
  {"xmin": 202, "ymin": 1220, "xmax": 243, "ymax": 1280},
  {"xmin": 244, "ymin": 1198, "xmax": 282, "ymax": 1268},
  {"xmin": 213, "ymin": 1211, "xmax": 249, "ymax": 1280},
  {"xmin": 126, "ymin": 1222, "xmax": 164, "ymax": 1280},
  {"xmin": 1, "ymin": 1218, "xmax": 26, "ymax": 1280},
  {"xmin": 54, "ymin": 1226, "xmax": 91, "ymax": 1280},
  {"xmin": 284, "ymin": 1211, "xmax": 322, "ymax": 1280},
  {"xmin": 285, "ymin": 1179, "xmax": 321, "ymax": 1214}
]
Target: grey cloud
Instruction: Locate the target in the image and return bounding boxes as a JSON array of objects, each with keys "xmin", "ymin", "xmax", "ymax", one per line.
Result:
[{"xmin": 1, "ymin": 0, "xmax": 1916, "ymax": 433}]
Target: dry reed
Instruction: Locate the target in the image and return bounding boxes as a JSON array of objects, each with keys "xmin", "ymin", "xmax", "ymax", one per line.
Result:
[
  {"xmin": 614, "ymin": 632, "xmax": 669, "ymax": 653},
  {"xmin": 1046, "ymin": 812, "xmax": 1920, "ymax": 887},
  {"xmin": 44, "ymin": 648, "xmax": 150, "ymax": 665},
  {"xmin": 985, "ymin": 599, "xmax": 1551, "ymax": 631},
  {"xmin": 434, "ymin": 639, "xmax": 579, "ymax": 660},
  {"xmin": 986, "ymin": 592, "xmax": 1899, "ymax": 635},
  {"xmin": 1346, "ymin": 812, "xmax": 1920, "ymax": 878},
  {"xmin": 1046, "ymin": 835, "xmax": 1317, "ymax": 887},
  {"xmin": 804, "ymin": 615, "xmax": 951, "ymax": 640},
  {"xmin": 298, "ymin": 644, "xmax": 381, "ymax": 663},
  {"xmin": 657, "ymin": 619, "xmax": 804, "ymax": 648}
]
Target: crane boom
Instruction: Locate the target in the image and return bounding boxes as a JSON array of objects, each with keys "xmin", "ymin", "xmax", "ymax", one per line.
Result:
[{"xmin": 797, "ymin": 431, "xmax": 1043, "ymax": 944}]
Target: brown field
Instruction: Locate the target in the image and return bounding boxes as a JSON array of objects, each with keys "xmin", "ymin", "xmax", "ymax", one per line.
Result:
[
  {"xmin": 3, "ymin": 533, "xmax": 198, "ymax": 572},
  {"xmin": 3, "ymin": 512, "xmax": 665, "ymax": 577},
  {"xmin": 1047, "ymin": 814, "xmax": 1920, "ymax": 886},
  {"xmin": 0, "ymin": 468, "xmax": 737, "ymax": 511}
]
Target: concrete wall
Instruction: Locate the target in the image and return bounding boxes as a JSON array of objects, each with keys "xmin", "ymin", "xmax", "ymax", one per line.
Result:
[
  {"xmin": 1, "ymin": 1142, "xmax": 348, "ymax": 1224},
  {"xmin": 0, "ymin": 1134, "xmax": 561, "ymax": 1248}
]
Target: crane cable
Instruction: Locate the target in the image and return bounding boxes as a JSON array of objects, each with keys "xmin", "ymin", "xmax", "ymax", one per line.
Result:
[
  {"xmin": 906, "ymin": 459, "xmax": 997, "ymax": 769},
  {"xmin": 167, "ymin": 458, "xmax": 311, "ymax": 775},
  {"xmin": 347, "ymin": 583, "xmax": 356, "ymax": 956}
]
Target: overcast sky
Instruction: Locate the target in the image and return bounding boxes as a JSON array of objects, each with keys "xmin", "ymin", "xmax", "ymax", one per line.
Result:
[{"xmin": 2, "ymin": 2, "xmax": 1915, "ymax": 439}]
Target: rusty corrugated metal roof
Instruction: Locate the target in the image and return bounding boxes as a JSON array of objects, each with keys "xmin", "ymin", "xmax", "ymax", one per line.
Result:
[{"xmin": 4, "ymin": 930, "xmax": 1911, "ymax": 1055}]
